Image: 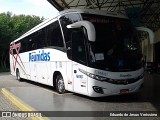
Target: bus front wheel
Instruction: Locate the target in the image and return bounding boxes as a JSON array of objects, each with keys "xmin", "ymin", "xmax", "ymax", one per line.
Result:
[{"xmin": 56, "ymin": 75, "xmax": 65, "ymax": 94}]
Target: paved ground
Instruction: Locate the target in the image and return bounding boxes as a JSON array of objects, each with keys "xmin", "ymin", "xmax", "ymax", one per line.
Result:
[
  {"xmin": 0, "ymin": 73, "xmax": 33, "ymax": 120},
  {"xmin": 0, "ymin": 72, "xmax": 160, "ymax": 120}
]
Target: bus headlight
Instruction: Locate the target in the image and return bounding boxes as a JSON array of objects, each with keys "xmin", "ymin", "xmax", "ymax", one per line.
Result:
[
  {"xmin": 79, "ymin": 69, "xmax": 144, "ymax": 84},
  {"xmin": 79, "ymin": 69, "xmax": 106, "ymax": 81}
]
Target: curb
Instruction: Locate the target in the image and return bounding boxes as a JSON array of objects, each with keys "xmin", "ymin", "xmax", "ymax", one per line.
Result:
[{"xmin": 1, "ymin": 88, "xmax": 49, "ymax": 120}]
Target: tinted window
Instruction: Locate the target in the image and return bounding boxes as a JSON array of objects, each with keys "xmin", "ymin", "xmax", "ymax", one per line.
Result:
[
  {"xmin": 35, "ymin": 29, "xmax": 46, "ymax": 48},
  {"xmin": 20, "ymin": 37, "xmax": 29, "ymax": 53},
  {"xmin": 28, "ymin": 34, "xmax": 36, "ymax": 51},
  {"xmin": 59, "ymin": 13, "xmax": 88, "ymax": 65},
  {"xmin": 19, "ymin": 20, "xmax": 64, "ymax": 53},
  {"xmin": 46, "ymin": 21, "xmax": 64, "ymax": 47},
  {"xmin": 59, "ymin": 13, "xmax": 81, "ymax": 42},
  {"xmin": 13, "ymin": 49, "xmax": 17, "ymax": 54},
  {"xmin": 71, "ymin": 30, "xmax": 87, "ymax": 64}
]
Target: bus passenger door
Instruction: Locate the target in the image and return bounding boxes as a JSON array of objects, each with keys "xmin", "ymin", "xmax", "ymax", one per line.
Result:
[{"xmin": 71, "ymin": 30, "xmax": 88, "ymax": 95}]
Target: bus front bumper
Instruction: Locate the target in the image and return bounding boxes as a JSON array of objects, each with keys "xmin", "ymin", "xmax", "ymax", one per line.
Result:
[{"xmin": 88, "ymin": 77, "xmax": 144, "ymax": 97}]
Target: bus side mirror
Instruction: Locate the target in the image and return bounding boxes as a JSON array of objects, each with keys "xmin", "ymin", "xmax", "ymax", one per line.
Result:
[
  {"xmin": 67, "ymin": 21, "xmax": 96, "ymax": 42},
  {"xmin": 136, "ymin": 27, "xmax": 155, "ymax": 44}
]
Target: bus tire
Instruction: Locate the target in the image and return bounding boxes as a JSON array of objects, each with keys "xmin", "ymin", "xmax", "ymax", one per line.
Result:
[
  {"xmin": 16, "ymin": 69, "xmax": 21, "ymax": 81},
  {"xmin": 56, "ymin": 74, "xmax": 65, "ymax": 94}
]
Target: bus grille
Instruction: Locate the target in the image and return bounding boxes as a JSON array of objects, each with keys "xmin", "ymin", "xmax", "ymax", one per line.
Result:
[{"xmin": 106, "ymin": 74, "xmax": 144, "ymax": 85}]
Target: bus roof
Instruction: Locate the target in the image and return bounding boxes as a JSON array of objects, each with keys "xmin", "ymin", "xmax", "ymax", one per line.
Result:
[
  {"xmin": 58, "ymin": 9, "xmax": 128, "ymax": 19},
  {"xmin": 11, "ymin": 9, "xmax": 128, "ymax": 44}
]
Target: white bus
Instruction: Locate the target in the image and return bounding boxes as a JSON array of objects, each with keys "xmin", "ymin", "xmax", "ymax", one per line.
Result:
[{"xmin": 10, "ymin": 9, "xmax": 154, "ymax": 97}]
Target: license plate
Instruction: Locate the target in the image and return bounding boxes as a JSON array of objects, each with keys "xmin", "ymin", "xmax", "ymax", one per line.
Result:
[{"xmin": 120, "ymin": 89, "xmax": 129, "ymax": 94}]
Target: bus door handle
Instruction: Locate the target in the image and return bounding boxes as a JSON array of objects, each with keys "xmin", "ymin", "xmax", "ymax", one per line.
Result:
[{"xmin": 74, "ymin": 70, "xmax": 77, "ymax": 73}]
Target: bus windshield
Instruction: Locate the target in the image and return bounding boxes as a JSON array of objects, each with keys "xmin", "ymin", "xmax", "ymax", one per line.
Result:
[{"xmin": 82, "ymin": 14, "xmax": 142, "ymax": 72}]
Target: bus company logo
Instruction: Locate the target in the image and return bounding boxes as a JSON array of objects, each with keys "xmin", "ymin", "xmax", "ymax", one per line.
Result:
[{"xmin": 29, "ymin": 50, "xmax": 50, "ymax": 62}]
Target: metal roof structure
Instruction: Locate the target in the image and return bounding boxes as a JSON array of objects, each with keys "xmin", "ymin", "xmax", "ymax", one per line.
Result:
[{"xmin": 47, "ymin": 0, "xmax": 160, "ymax": 31}]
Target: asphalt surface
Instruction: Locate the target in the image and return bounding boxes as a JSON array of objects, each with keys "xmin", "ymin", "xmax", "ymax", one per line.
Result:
[
  {"xmin": 0, "ymin": 72, "xmax": 160, "ymax": 120},
  {"xmin": 0, "ymin": 73, "xmax": 34, "ymax": 120}
]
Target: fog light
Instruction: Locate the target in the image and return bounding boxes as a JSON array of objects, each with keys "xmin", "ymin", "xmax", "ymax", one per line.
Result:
[{"xmin": 93, "ymin": 86, "xmax": 104, "ymax": 94}]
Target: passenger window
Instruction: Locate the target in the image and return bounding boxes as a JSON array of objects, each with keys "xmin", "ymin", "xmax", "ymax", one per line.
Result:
[
  {"xmin": 59, "ymin": 13, "xmax": 81, "ymax": 43},
  {"xmin": 20, "ymin": 38, "xmax": 28, "ymax": 53},
  {"xmin": 36, "ymin": 29, "xmax": 46, "ymax": 48},
  {"xmin": 28, "ymin": 35, "xmax": 37, "ymax": 51},
  {"xmin": 46, "ymin": 21, "xmax": 64, "ymax": 47},
  {"xmin": 71, "ymin": 30, "xmax": 87, "ymax": 65}
]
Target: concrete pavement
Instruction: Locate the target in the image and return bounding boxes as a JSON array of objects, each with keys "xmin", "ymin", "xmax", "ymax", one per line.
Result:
[{"xmin": 0, "ymin": 72, "xmax": 160, "ymax": 120}]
